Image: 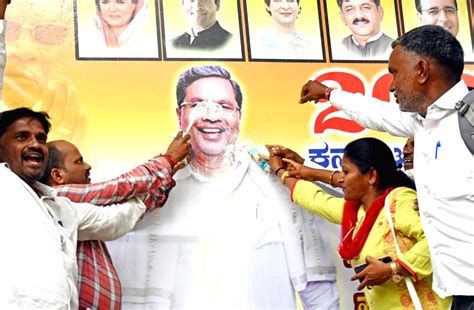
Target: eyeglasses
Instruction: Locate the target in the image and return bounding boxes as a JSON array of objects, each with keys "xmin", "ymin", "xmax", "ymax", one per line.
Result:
[
  {"xmin": 421, "ymin": 6, "xmax": 457, "ymax": 17},
  {"xmin": 6, "ymin": 20, "xmax": 68, "ymax": 45},
  {"xmin": 179, "ymin": 99, "xmax": 240, "ymax": 115}
]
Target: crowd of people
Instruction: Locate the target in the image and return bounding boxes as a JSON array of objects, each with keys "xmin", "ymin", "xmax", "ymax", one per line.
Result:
[{"xmin": 0, "ymin": 0, "xmax": 473, "ymax": 309}]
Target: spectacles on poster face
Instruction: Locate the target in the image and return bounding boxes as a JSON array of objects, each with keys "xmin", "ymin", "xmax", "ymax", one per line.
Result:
[
  {"xmin": 6, "ymin": 20, "xmax": 68, "ymax": 45},
  {"xmin": 180, "ymin": 99, "xmax": 240, "ymax": 114},
  {"xmin": 422, "ymin": 6, "xmax": 457, "ymax": 17}
]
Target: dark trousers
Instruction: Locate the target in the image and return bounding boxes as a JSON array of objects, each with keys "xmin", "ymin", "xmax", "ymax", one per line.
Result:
[{"xmin": 452, "ymin": 296, "xmax": 474, "ymax": 310}]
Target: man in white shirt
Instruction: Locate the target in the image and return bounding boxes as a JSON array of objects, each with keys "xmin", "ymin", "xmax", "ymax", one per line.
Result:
[
  {"xmin": 108, "ymin": 65, "xmax": 339, "ymax": 309},
  {"xmin": 300, "ymin": 25, "xmax": 473, "ymax": 309},
  {"xmin": 0, "ymin": 108, "xmax": 147, "ymax": 309}
]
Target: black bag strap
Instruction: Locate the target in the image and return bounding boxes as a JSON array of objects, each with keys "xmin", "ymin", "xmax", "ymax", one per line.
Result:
[{"xmin": 455, "ymin": 90, "xmax": 474, "ymax": 155}]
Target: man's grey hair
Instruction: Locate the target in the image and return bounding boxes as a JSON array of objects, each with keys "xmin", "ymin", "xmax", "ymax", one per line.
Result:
[
  {"xmin": 391, "ymin": 25, "xmax": 464, "ymax": 81},
  {"xmin": 176, "ymin": 65, "xmax": 243, "ymax": 109}
]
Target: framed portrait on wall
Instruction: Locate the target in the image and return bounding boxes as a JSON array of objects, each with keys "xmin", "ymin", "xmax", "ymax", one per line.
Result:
[
  {"xmin": 74, "ymin": 0, "xmax": 161, "ymax": 60},
  {"xmin": 161, "ymin": 0, "xmax": 244, "ymax": 61},
  {"xmin": 399, "ymin": 0, "xmax": 473, "ymax": 62},
  {"xmin": 325, "ymin": 0, "xmax": 400, "ymax": 62},
  {"xmin": 244, "ymin": 0, "xmax": 325, "ymax": 62}
]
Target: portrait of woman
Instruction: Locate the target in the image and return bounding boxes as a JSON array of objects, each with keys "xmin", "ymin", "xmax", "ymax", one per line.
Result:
[
  {"xmin": 77, "ymin": 0, "xmax": 159, "ymax": 59},
  {"xmin": 247, "ymin": 0, "xmax": 324, "ymax": 61}
]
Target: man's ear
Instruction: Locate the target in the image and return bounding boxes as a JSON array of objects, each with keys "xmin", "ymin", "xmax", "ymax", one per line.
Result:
[
  {"xmin": 378, "ymin": 5, "xmax": 384, "ymax": 20},
  {"xmin": 339, "ymin": 11, "xmax": 347, "ymax": 25},
  {"xmin": 416, "ymin": 58, "xmax": 430, "ymax": 85},
  {"xmin": 416, "ymin": 12, "xmax": 422, "ymax": 23},
  {"xmin": 176, "ymin": 107, "xmax": 185, "ymax": 130},
  {"xmin": 50, "ymin": 168, "xmax": 66, "ymax": 185}
]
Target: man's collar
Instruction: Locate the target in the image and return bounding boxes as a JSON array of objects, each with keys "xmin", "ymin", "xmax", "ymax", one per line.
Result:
[
  {"xmin": 0, "ymin": 163, "xmax": 57, "ymax": 197},
  {"xmin": 351, "ymin": 31, "xmax": 383, "ymax": 46},
  {"xmin": 412, "ymin": 80, "xmax": 469, "ymax": 121},
  {"xmin": 32, "ymin": 181, "xmax": 57, "ymax": 198},
  {"xmin": 431, "ymin": 80, "xmax": 469, "ymax": 110},
  {"xmin": 187, "ymin": 21, "xmax": 219, "ymax": 41},
  {"xmin": 174, "ymin": 145, "xmax": 250, "ymax": 183}
]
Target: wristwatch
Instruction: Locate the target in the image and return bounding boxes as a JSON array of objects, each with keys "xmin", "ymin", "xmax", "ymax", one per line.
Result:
[{"xmin": 390, "ymin": 261, "xmax": 404, "ymax": 283}]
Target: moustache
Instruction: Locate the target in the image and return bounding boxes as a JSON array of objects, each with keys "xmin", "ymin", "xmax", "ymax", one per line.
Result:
[
  {"xmin": 23, "ymin": 148, "xmax": 45, "ymax": 159},
  {"xmin": 352, "ymin": 17, "xmax": 370, "ymax": 25}
]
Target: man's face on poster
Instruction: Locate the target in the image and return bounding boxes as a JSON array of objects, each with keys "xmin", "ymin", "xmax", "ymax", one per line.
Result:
[
  {"xmin": 339, "ymin": 0, "xmax": 383, "ymax": 39},
  {"xmin": 182, "ymin": 0, "xmax": 219, "ymax": 32},
  {"xmin": 4, "ymin": 0, "xmax": 70, "ymax": 108},
  {"xmin": 177, "ymin": 77, "xmax": 241, "ymax": 159},
  {"xmin": 417, "ymin": 0, "xmax": 459, "ymax": 36}
]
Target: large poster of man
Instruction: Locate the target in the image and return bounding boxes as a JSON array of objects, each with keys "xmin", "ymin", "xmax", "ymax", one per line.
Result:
[
  {"xmin": 4, "ymin": 0, "xmax": 88, "ymax": 145},
  {"xmin": 107, "ymin": 65, "xmax": 340, "ymax": 309}
]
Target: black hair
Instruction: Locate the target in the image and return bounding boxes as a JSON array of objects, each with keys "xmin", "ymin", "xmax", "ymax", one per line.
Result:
[
  {"xmin": 264, "ymin": 0, "xmax": 301, "ymax": 15},
  {"xmin": 391, "ymin": 25, "xmax": 464, "ymax": 81},
  {"xmin": 180, "ymin": 0, "xmax": 220, "ymax": 5},
  {"xmin": 38, "ymin": 143, "xmax": 64, "ymax": 185},
  {"xmin": 415, "ymin": 0, "xmax": 457, "ymax": 13},
  {"xmin": 344, "ymin": 137, "xmax": 416, "ymax": 190},
  {"xmin": 0, "ymin": 107, "xmax": 51, "ymax": 137},
  {"xmin": 337, "ymin": 0, "xmax": 380, "ymax": 8}
]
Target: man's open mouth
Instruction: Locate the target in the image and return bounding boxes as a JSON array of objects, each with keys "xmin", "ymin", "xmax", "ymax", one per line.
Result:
[
  {"xmin": 23, "ymin": 153, "xmax": 44, "ymax": 166},
  {"xmin": 198, "ymin": 127, "xmax": 225, "ymax": 134}
]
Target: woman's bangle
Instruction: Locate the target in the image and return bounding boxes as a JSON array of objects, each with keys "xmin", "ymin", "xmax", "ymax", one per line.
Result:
[
  {"xmin": 280, "ymin": 170, "xmax": 290, "ymax": 185},
  {"xmin": 325, "ymin": 87, "xmax": 335, "ymax": 100},
  {"xmin": 274, "ymin": 166, "xmax": 285, "ymax": 176},
  {"xmin": 329, "ymin": 170, "xmax": 339, "ymax": 188}
]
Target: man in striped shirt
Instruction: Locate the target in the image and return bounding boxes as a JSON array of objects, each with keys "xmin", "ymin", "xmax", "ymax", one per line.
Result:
[{"xmin": 38, "ymin": 135, "xmax": 190, "ymax": 309}]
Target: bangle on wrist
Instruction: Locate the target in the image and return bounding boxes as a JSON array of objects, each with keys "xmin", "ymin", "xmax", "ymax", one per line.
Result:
[
  {"xmin": 329, "ymin": 170, "xmax": 339, "ymax": 187},
  {"xmin": 274, "ymin": 166, "xmax": 285, "ymax": 176},
  {"xmin": 389, "ymin": 261, "xmax": 404, "ymax": 283},
  {"xmin": 280, "ymin": 170, "xmax": 290, "ymax": 185},
  {"xmin": 160, "ymin": 153, "xmax": 177, "ymax": 168},
  {"xmin": 325, "ymin": 87, "xmax": 335, "ymax": 100}
]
